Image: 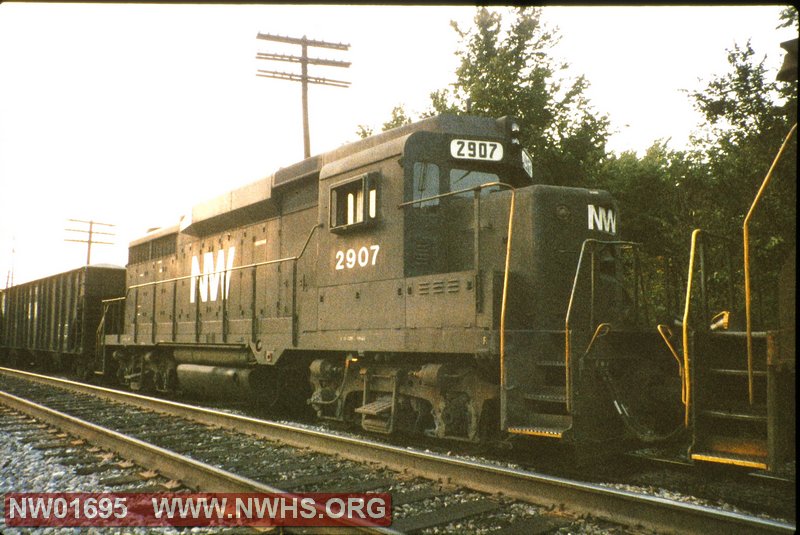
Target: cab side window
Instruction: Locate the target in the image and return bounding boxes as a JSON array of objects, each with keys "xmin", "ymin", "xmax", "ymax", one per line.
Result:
[
  {"xmin": 404, "ymin": 162, "xmax": 443, "ymax": 276},
  {"xmin": 330, "ymin": 173, "xmax": 379, "ymax": 232},
  {"xmin": 412, "ymin": 162, "xmax": 440, "ymax": 207}
]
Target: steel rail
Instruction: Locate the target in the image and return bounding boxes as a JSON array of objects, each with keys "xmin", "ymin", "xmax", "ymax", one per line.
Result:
[
  {"xmin": 0, "ymin": 367, "xmax": 794, "ymax": 535},
  {"xmin": 0, "ymin": 383, "xmax": 399, "ymax": 535},
  {"xmin": 0, "ymin": 390, "xmax": 284, "ymax": 494}
]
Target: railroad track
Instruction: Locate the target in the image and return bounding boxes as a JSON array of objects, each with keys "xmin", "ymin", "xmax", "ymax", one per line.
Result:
[{"xmin": 1, "ymin": 366, "xmax": 794, "ymax": 534}]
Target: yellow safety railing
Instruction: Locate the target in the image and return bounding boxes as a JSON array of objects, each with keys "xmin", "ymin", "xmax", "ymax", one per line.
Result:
[
  {"xmin": 678, "ymin": 230, "xmax": 741, "ymax": 426},
  {"xmin": 743, "ymin": 122, "xmax": 797, "ymax": 405},
  {"xmin": 657, "ymin": 324, "xmax": 686, "ymax": 407},
  {"xmin": 680, "ymin": 229, "xmax": 703, "ymax": 427}
]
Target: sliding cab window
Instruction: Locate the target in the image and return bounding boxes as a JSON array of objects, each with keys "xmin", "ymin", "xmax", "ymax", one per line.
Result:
[
  {"xmin": 330, "ymin": 172, "xmax": 379, "ymax": 232},
  {"xmin": 412, "ymin": 162, "xmax": 440, "ymax": 207}
]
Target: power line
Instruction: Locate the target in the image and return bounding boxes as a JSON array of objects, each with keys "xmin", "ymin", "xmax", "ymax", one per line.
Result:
[
  {"xmin": 65, "ymin": 219, "xmax": 115, "ymax": 266},
  {"xmin": 256, "ymin": 33, "xmax": 351, "ymax": 159}
]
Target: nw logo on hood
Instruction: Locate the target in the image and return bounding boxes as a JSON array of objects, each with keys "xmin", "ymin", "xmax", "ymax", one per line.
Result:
[
  {"xmin": 190, "ymin": 247, "xmax": 235, "ymax": 303},
  {"xmin": 588, "ymin": 205, "xmax": 616, "ymax": 234}
]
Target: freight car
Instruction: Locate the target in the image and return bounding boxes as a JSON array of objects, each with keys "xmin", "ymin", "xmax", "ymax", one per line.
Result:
[
  {"xmin": 94, "ymin": 114, "xmax": 684, "ymax": 455},
  {"xmin": 0, "ymin": 265, "xmax": 125, "ymax": 375}
]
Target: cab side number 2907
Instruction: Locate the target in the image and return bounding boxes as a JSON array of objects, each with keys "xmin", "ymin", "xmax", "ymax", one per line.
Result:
[{"xmin": 335, "ymin": 245, "xmax": 380, "ymax": 270}]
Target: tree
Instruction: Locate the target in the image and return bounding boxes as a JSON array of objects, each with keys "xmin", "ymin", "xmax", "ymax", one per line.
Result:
[
  {"xmin": 598, "ymin": 142, "xmax": 688, "ymax": 255},
  {"xmin": 355, "ymin": 124, "xmax": 374, "ymax": 139},
  {"xmin": 685, "ymin": 39, "xmax": 797, "ymax": 266},
  {"xmin": 357, "ymin": 7, "xmax": 610, "ymax": 185},
  {"xmin": 665, "ymin": 21, "xmax": 798, "ymax": 325},
  {"xmin": 356, "ymin": 105, "xmax": 414, "ymax": 139},
  {"xmin": 436, "ymin": 7, "xmax": 611, "ymax": 186},
  {"xmin": 594, "ymin": 143, "xmax": 697, "ymax": 320},
  {"xmin": 594, "ymin": 11, "xmax": 798, "ymax": 321},
  {"xmin": 778, "ymin": 5, "xmax": 798, "ymax": 31},
  {"xmin": 382, "ymin": 105, "xmax": 413, "ymax": 131}
]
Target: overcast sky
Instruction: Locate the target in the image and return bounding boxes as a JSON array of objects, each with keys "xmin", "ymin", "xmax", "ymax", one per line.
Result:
[{"xmin": 0, "ymin": 4, "xmax": 794, "ymax": 284}]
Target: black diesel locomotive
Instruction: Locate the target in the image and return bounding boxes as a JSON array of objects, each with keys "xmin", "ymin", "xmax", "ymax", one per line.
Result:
[
  {"xmin": 2, "ymin": 114, "xmax": 793, "ymax": 470},
  {"xmin": 102, "ymin": 115, "xmax": 680, "ymax": 450}
]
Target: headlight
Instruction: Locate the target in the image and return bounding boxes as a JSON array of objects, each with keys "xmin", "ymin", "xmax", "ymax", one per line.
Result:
[{"xmin": 521, "ymin": 149, "xmax": 533, "ymax": 178}]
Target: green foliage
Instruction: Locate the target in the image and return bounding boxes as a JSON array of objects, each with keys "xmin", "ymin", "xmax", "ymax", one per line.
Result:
[
  {"xmin": 597, "ymin": 143, "xmax": 689, "ymax": 256},
  {"xmin": 593, "ymin": 28, "xmax": 797, "ymax": 324},
  {"xmin": 422, "ymin": 88, "xmax": 460, "ymax": 118},
  {"xmin": 778, "ymin": 6, "xmax": 798, "ymax": 31},
  {"xmin": 355, "ymin": 124, "xmax": 374, "ymax": 139},
  {"xmin": 683, "ymin": 37, "xmax": 796, "ymax": 325},
  {"xmin": 439, "ymin": 7, "xmax": 610, "ymax": 186},
  {"xmin": 358, "ymin": 7, "xmax": 610, "ymax": 186},
  {"xmin": 382, "ymin": 105, "xmax": 413, "ymax": 131},
  {"xmin": 685, "ymin": 40, "xmax": 797, "ymax": 264},
  {"xmin": 354, "ymin": 7, "xmax": 795, "ymax": 324},
  {"xmin": 356, "ymin": 105, "xmax": 413, "ymax": 139}
]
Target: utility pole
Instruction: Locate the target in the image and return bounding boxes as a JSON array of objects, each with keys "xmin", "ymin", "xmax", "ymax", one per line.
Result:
[
  {"xmin": 65, "ymin": 219, "xmax": 115, "ymax": 266},
  {"xmin": 256, "ymin": 33, "xmax": 351, "ymax": 159}
]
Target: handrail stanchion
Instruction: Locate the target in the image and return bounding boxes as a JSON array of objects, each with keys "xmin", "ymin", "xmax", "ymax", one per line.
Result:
[
  {"xmin": 564, "ymin": 240, "xmax": 592, "ymax": 414},
  {"xmin": 743, "ymin": 123, "xmax": 797, "ymax": 405},
  {"xmin": 682, "ymin": 229, "xmax": 702, "ymax": 428}
]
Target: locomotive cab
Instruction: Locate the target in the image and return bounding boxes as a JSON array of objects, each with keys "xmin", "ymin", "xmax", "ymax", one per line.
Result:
[
  {"xmin": 309, "ymin": 115, "xmax": 679, "ymax": 446},
  {"xmin": 309, "ymin": 116, "xmax": 542, "ymax": 440}
]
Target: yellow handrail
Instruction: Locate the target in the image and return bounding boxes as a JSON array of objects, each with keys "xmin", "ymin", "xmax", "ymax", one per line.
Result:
[
  {"xmin": 743, "ymin": 123, "xmax": 797, "ymax": 405},
  {"xmin": 498, "ymin": 187, "xmax": 516, "ymax": 403},
  {"xmin": 657, "ymin": 324, "xmax": 686, "ymax": 405},
  {"xmin": 585, "ymin": 322, "xmax": 611, "ymax": 355},
  {"xmin": 682, "ymin": 229, "xmax": 702, "ymax": 427}
]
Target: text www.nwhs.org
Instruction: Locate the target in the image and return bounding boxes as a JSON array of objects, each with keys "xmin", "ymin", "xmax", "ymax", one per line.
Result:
[{"xmin": 4, "ymin": 492, "xmax": 392, "ymax": 527}]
